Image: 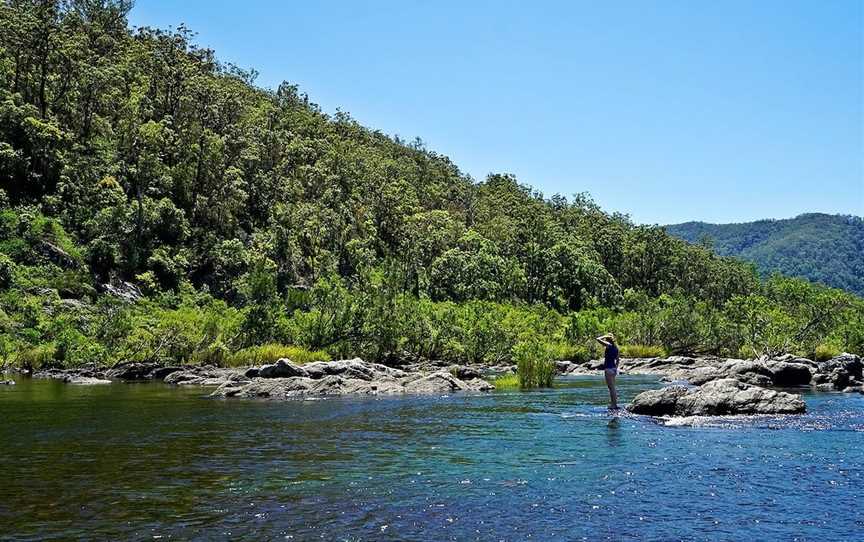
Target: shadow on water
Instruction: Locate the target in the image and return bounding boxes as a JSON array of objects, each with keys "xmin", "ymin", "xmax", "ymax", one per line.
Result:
[{"xmin": 0, "ymin": 374, "xmax": 862, "ymax": 540}]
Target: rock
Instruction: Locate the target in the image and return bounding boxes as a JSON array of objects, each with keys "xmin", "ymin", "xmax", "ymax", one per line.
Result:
[
  {"xmin": 465, "ymin": 378, "xmax": 495, "ymax": 392},
  {"xmin": 555, "ymin": 360, "xmax": 578, "ymax": 374},
  {"xmin": 628, "ymin": 378, "xmax": 806, "ymax": 416},
  {"xmin": 163, "ymin": 367, "xmax": 245, "ymax": 387},
  {"xmin": 450, "ymin": 364, "xmax": 484, "ymax": 380},
  {"xmin": 721, "ymin": 360, "xmax": 774, "ymax": 380},
  {"xmin": 762, "ymin": 360, "xmax": 812, "ymax": 387},
  {"xmin": 99, "ymin": 281, "xmax": 142, "ymax": 303},
  {"xmin": 303, "ymin": 359, "xmax": 406, "ymax": 381},
  {"xmin": 106, "ymin": 362, "xmax": 161, "ymax": 380},
  {"xmin": 628, "ymin": 386, "xmax": 691, "ymax": 416},
  {"xmin": 149, "ymin": 366, "xmax": 183, "ymax": 380},
  {"xmin": 258, "ymin": 359, "xmax": 308, "ymax": 378},
  {"xmin": 38, "ymin": 241, "xmax": 79, "ymax": 269},
  {"xmin": 813, "ymin": 354, "xmax": 863, "ymax": 390},
  {"xmin": 684, "ymin": 366, "xmax": 722, "ymax": 386},
  {"xmin": 841, "ymin": 386, "xmax": 863, "ymax": 394},
  {"xmin": 403, "ymin": 371, "xmax": 471, "ymax": 394},
  {"xmin": 64, "ymin": 376, "xmax": 112, "ymax": 385},
  {"xmin": 244, "ymin": 367, "xmax": 260, "ymax": 378},
  {"xmin": 586, "ymin": 360, "xmax": 605, "ymax": 371},
  {"xmin": 0, "ymin": 379, "xmax": 14, "ymax": 385}
]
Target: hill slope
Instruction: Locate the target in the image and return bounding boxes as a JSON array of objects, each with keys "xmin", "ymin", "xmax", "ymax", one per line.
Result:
[
  {"xmin": 0, "ymin": 2, "xmax": 861, "ymax": 366},
  {"xmin": 666, "ymin": 214, "xmax": 864, "ymax": 295}
]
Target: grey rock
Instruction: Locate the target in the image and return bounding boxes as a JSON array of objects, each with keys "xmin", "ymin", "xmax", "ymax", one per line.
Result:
[
  {"xmin": 64, "ymin": 376, "xmax": 112, "ymax": 385},
  {"xmin": 628, "ymin": 378, "xmax": 806, "ymax": 416},
  {"xmin": 303, "ymin": 358, "xmax": 406, "ymax": 381},
  {"xmin": 149, "ymin": 366, "xmax": 183, "ymax": 380},
  {"xmin": 403, "ymin": 371, "xmax": 471, "ymax": 394},
  {"xmin": 106, "ymin": 362, "xmax": 160, "ymax": 380},
  {"xmin": 38, "ymin": 241, "xmax": 79, "ymax": 269},
  {"xmin": 0, "ymin": 379, "xmax": 14, "ymax": 386},
  {"xmin": 763, "ymin": 360, "xmax": 812, "ymax": 387},
  {"xmin": 258, "ymin": 359, "xmax": 308, "ymax": 379},
  {"xmin": 450, "ymin": 364, "xmax": 484, "ymax": 380},
  {"xmin": 163, "ymin": 367, "xmax": 246, "ymax": 387},
  {"xmin": 99, "ymin": 281, "xmax": 142, "ymax": 303}
]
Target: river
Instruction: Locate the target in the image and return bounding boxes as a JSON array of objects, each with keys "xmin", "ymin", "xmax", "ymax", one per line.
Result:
[{"xmin": 0, "ymin": 375, "xmax": 862, "ymax": 540}]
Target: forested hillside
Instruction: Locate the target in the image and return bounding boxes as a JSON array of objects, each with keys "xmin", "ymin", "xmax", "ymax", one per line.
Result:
[
  {"xmin": 667, "ymin": 214, "xmax": 864, "ymax": 296},
  {"xmin": 0, "ymin": 1, "xmax": 861, "ymax": 369}
]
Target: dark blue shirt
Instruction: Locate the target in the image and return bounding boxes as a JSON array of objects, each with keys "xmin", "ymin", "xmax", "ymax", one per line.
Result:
[{"xmin": 604, "ymin": 344, "xmax": 619, "ymax": 369}]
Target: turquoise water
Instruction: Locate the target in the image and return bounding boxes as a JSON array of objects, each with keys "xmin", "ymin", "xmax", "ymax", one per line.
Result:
[{"xmin": 0, "ymin": 375, "xmax": 862, "ymax": 541}]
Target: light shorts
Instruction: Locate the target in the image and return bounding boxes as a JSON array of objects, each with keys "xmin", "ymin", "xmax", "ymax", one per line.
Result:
[{"xmin": 604, "ymin": 367, "xmax": 618, "ymax": 376}]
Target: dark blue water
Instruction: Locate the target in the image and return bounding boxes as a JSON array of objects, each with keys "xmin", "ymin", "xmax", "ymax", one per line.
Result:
[{"xmin": 1, "ymin": 375, "xmax": 862, "ymax": 541}]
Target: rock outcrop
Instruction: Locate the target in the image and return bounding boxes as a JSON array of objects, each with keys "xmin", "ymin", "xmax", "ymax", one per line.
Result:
[
  {"xmin": 211, "ymin": 359, "xmax": 494, "ymax": 399},
  {"xmin": 629, "ymin": 378, "xmax": 806, "ymax": 416}
]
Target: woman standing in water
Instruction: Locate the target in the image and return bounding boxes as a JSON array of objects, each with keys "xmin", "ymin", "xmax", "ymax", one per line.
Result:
[{"xmin": 596, "ymin": 333, "xmax": 620, "ymax": 409}]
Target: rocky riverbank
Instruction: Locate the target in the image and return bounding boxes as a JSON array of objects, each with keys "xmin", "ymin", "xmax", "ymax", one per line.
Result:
[
  {"xmin": 18, "ymin": 352, "xmax": 863, "ymax": 416},
  {"xmin": 27, "ymin": 358, "xmax": 495, "ymax": 398}
]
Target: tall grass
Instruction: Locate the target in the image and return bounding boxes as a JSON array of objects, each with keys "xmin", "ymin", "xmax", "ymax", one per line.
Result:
[
  {"xmin": 225, "ymin": 343, "xmax": 331, "ymax": 367},
  {"xmin": 513, "ymin": 337, "xmax": 556, "ymax": 388},
  {"xmin": 491, "ymin": 373, "xmax": 520, "ymax": 390}
]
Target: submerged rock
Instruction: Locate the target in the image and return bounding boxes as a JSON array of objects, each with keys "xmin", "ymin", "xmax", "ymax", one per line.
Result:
[
  {"xmin": 64, "ymin": 376, "xmax": 112, "ymax": 385},
  {"xmin": 629, "ymin": 378, "xmax": 806, "ymax": 417},
  {"xmin": 1, "ymin": 379, "xmax": 15, "ymax": 386}
]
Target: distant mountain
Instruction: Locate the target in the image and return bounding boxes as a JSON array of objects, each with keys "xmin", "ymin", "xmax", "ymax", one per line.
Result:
[{"xmin": 666, "ymin": 213, "xmax": 864, "ymax": 296}]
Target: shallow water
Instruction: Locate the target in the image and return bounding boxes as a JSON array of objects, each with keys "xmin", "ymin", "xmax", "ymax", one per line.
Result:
[{"xmin": 0, "ymin": 375, "xmax": 862, "ymax": 541}]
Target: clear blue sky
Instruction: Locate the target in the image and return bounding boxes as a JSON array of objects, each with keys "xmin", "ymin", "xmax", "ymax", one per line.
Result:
[{"xmin": 128, "ymin": 0, "xmax": 863, "ymax": 225}]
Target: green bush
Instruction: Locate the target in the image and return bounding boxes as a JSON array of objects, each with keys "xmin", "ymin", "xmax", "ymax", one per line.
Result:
[
  {"xmin": 619, "ymin": 344, "xmax": 667, "ymax": 358},
  {"xmin": 814, "ymin": 344, "xmax": 840, "ymax": 362},
  {"xmin": 513, "ymin": 336, "xmax": 556, "ymax": 389},
  {"xmin": 14, "ymin": 344, "xmax": 57, "ymax": 370}
]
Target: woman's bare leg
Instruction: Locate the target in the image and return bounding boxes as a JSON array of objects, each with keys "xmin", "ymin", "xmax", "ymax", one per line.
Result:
[{"xmin": 604, "ymin": 370, "xmax": 619, "ymax": 409}]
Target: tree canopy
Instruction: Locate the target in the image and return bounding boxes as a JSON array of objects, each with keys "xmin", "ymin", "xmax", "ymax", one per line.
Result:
[{"xmin": 0, "ymin": 1, "xmax": 861, "ymax": 368}]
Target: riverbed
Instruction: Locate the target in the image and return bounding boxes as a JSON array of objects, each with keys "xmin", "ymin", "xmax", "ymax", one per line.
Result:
[{"xmin": 1, "ymin": 375, "xmax": 861, "ymax": 540}]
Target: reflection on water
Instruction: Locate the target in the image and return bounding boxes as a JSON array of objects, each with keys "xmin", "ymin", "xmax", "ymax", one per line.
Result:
[{"xmin": 1, "ymin": 374, "xmax": 862, "ymax": 540}]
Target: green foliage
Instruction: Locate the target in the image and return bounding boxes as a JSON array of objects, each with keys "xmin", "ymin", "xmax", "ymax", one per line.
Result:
[
  {"xmin": 0, "ymin": 2, "xmax": 859, "ymax": 371},
  {"xmin": 814, "ymin": 344, "xmax": 841, "ymax": 363},
  {"xmin": 513, "ymin": 336, "xmax": 557, "ymax": 389},
  {"xmin": 667, "ymin": 214, "xmax": 864, "ymax": 296}
]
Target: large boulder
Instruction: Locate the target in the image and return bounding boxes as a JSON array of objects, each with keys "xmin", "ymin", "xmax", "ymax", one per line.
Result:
[
  {"xmin": 449, "ymin": 364, "xmax": 484, "ymax": 380},
  {"xmin": 628, "ymin": 385, "xmax": 690, "ymax": 416},
  {"xmin": 258, "ymin": 359, "xmax": 308, "ymax": 379},
  {"xmin": 106, "ymin": 362, "xmax": 161, "ymax": 380},
  {"xmin": 762, "ymin": 359, "xmax": 812, "ymax": 387},
  {"xmin": 164, "ymin": 367, "xmax": 245, "ymax": 387},
  {"xmin": 628, "ymin": 378, "xmax": 806, "ymax": 416}
]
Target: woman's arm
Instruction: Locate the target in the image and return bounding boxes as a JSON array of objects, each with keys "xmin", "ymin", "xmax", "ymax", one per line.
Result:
[{"xmin": 595, "ymin": 336, "xmax": 610, "ymax": 347}]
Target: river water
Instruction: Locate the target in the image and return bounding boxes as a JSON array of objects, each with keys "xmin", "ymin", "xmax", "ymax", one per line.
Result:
[{"xmin": 0, "ymin": 375, "xmax": 862, "ymax": 541}]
